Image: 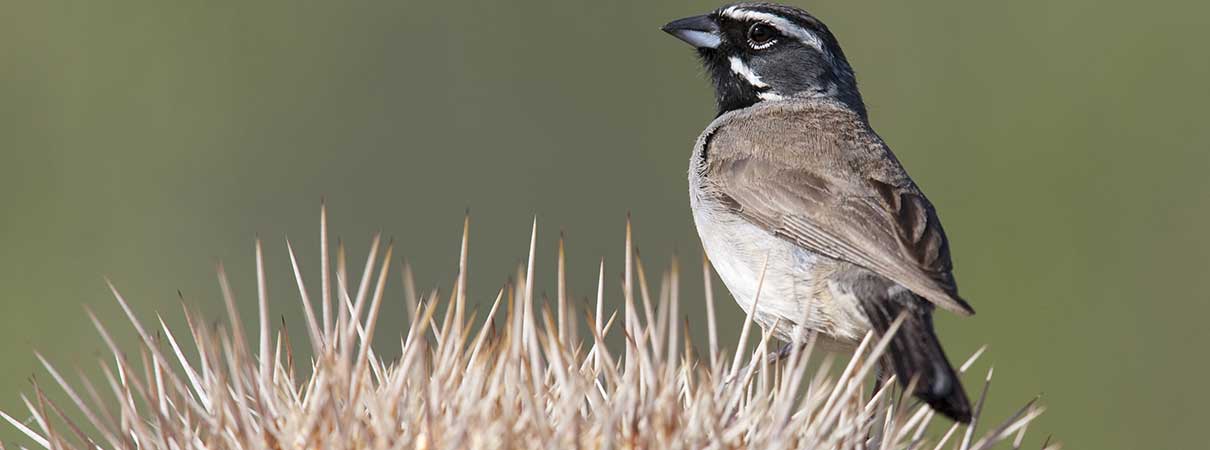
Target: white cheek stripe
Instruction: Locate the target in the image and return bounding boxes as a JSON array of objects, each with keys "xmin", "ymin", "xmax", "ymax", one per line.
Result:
[
  {"xmin": 721, "ymin": 7, "xmax": 827, "ymax": 57},
  {"xmin": 728, "ymin": 56, "xmax": 769, "ymax": 88}
]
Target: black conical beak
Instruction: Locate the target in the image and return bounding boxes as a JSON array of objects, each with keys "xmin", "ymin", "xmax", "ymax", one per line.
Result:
[{"xmin": 661, "ymin": 14, "xmax": 721, "ymax": 49}]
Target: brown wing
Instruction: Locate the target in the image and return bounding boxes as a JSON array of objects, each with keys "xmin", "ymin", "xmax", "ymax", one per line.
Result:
[{"xmin": 701, "ymin": 103, "xmax": 974, "ymax": 315}]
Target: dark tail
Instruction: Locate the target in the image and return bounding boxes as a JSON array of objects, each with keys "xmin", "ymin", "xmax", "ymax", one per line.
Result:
[{"xmin": 850, "ymin": 273, "xmax": 972, "ymax": 423}]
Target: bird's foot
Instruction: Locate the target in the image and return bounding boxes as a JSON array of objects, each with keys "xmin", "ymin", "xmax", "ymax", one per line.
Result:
[{"xmin": 767, "ymin": 341, "xmax": 802, "ymax": 364}]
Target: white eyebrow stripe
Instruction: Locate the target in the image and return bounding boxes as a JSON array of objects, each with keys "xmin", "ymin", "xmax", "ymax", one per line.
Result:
[
  {"xmin": 721, "ymin": 7, "xmax": 827, "ymax": 56},
  {"xmin": 728, "ymin": 56, "xmax": 769, "ymax": 88}
]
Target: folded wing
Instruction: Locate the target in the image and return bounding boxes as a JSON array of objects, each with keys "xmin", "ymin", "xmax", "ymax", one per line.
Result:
[{"xmin": 701, "ymin": 106, "xmax": 974, "ymax": 315}]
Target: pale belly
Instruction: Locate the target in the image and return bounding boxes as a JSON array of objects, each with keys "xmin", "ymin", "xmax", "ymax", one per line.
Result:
[{"xmin": 691, "ymin": 200, "xmax": 870, "ymax": 345}]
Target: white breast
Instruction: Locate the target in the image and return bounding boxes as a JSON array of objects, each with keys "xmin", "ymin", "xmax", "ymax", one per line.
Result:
[{"xmin": 691, "ymin": 190, "xmax": 869, "ymax": 344}]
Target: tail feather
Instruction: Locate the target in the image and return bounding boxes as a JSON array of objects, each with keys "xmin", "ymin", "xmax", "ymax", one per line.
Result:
[{"xmin": 849, "ymin": 272, "xmax": 972, "ymax": 423}]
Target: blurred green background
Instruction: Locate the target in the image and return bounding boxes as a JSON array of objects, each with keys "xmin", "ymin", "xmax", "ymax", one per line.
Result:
[{"xmin": 2, "ymin": 0, "xmax": 1207, "ymax": 448}]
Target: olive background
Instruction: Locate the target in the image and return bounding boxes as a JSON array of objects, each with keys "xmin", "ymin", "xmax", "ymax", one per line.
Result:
[{"xmin": 2, "ymin": 0, "xmax": 1207, "ymax": 448}]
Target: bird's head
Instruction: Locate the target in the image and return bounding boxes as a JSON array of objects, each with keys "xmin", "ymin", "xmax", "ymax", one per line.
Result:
[{"xmin": 662, "ymin": 3, "xmax": 864, "ymax": 117}]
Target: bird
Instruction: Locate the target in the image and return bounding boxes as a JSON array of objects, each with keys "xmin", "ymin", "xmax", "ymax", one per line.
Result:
[{"xmin": 662, "ymin": 2, "xmax": 974, "ymax": 422}]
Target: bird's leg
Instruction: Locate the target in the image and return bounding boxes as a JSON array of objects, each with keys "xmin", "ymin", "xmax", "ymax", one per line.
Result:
[
  {"xmin": 729, "ymin": 340, "xmax": 803, "ymax": 390},
  {"xmin": 768, "ymin": 325, "xmax": 818, "ymax": 365}
]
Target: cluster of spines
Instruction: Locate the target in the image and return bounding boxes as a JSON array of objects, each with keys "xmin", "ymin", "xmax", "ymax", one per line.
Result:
[{"xmin": 1, "ymin": 206, "xmax": 1051, "ymax": 450}]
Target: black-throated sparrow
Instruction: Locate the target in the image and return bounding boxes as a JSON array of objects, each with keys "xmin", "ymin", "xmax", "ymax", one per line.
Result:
[{"xmin": 662, "ymin": 2, "xmax": 974, "ymax": 422}]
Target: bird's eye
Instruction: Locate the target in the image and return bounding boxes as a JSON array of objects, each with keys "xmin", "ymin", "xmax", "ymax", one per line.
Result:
[{"xmin": 747, "ymin": 23, "xmax": 778, "ymax": 49}]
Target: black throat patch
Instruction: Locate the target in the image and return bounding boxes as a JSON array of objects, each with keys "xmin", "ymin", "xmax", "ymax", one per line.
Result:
[{"xmin": 699, "ymin": 49, "xmax": 768, "ymax": 116}]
